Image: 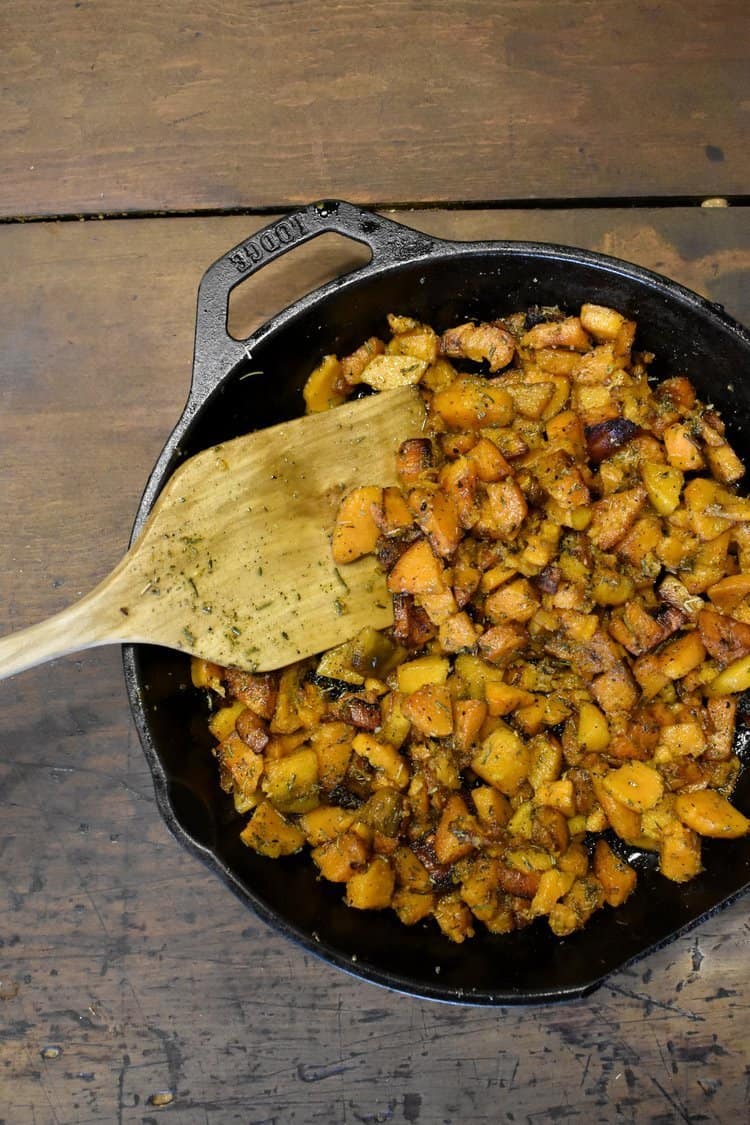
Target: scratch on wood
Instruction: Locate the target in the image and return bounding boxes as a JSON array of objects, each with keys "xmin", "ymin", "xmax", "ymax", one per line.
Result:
[
  {"xmin": 650, "ymin": 1075, "xmax": 692, "ymax": 1124},
  {"xmin": 604, "ymin": 982, "xmax": 704, "ymax": 1023}
]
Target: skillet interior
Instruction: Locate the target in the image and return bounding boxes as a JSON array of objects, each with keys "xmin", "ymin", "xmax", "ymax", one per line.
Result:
[{"xmin": 125, "ymin": 241, "xmax": 750, "ymax": 1004}]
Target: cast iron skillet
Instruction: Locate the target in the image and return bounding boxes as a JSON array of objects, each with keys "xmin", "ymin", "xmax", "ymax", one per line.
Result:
[{"xmin": 124, "ymin": 201, "xmax": 750, "ymax": 1005}]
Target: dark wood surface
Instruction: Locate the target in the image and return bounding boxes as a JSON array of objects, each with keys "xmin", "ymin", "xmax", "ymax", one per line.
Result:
[
  {"xmin": 1, "ymin": 0, "xmax": 749, "ymax": 217},
  {"xmin": 1, "ymin": 209, "xmax": 749, "ymax": 1123}
]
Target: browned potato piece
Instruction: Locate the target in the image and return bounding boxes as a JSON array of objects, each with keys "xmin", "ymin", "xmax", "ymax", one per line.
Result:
[
  {"xmin": 440, "ymin": 321, "xmax": 515, "ymax": 372},
  {"xmin": 387, "ymin": 538, "xmax": 447, "ymax": 595},
  {"xmin": 593, "ymin": 840, "xmax": 637, "ymax": 906},
  {"xmin": 340, "ymin": 337, "xmax": 385, "ymax": 385},
  {"xmin": 587, "ymin": 487, "xmax": 647, "ymax": 550},
  {"xmin": 521, "ymin": 316, "xmax": 591, "ymax": 352},
  {"xmin": 697, "ymin": 608, "xmax": 750, "ymax": 665},
  {"xmin": 432, "ymin": 378, "xmax": 514, "ymax": 430},
  {"xmin": 475, "ymin": 479, "xmax": 528, "ymax": 540},
  {"xmin": 332, "ymin": 486, "xmax": 383, "ymax": 564}
]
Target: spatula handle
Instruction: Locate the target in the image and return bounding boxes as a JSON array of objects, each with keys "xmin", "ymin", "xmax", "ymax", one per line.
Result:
[{"xmin": 0, "ymin": 592, "xmax": 119, "ymax": 679}]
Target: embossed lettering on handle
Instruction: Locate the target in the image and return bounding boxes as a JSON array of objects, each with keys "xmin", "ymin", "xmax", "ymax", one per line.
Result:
[{"xmin": 227, "ymin": 214, "xmax": 308, "ymax": 273}]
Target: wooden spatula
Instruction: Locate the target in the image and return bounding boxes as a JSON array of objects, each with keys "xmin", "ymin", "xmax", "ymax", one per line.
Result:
[{"xmin": 0, "ymin": 386, "xmax": 425, "ymax": 679}]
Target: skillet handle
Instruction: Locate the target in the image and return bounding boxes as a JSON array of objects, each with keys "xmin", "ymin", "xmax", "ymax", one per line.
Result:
[{"xmin": 192, "ymin": 200, "xmax": 442, "ymax": 396}]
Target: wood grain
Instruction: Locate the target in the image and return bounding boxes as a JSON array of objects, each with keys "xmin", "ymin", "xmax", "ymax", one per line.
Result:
[
  {"xmin": 1, "ymin": 0, "xmax": 749, "ymax": 218},
  {"xmin": 1, "ymin": 209, "xmax": 749, "ymax": 1123}
]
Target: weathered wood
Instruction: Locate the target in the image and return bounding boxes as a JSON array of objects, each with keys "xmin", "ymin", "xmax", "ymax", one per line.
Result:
[
  {"xmin": 1, "ymin": 209, "xmax": 749, "ymax": 1123},
  {"xmin": 1, "ymin": 0, "xmax": 748, "ymax": 218}
]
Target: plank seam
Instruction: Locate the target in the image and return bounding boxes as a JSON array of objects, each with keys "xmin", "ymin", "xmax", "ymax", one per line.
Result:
[{"xmin": 1, "ymin": 196, "xmax": 749, "ymax": 225}]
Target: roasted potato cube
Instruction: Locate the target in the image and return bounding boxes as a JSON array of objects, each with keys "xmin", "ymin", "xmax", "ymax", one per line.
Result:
[
  {"xmin": 241, "ymin": 802, "xmax": 306, "ymax": 857},
  {"xmin": 345, "ymin": 855, "xmax": 396, "ymax": 909},
  {"xmin": 440, "ymin": 321, "xmax": 515, "ymax": 371},
  {"xmin": 674, "ymin": 791, "xmax": 749, "ymax": 838},
  {"xmin": 602, "ymin": 761, "xmax": 664, "ymax": 812},
  {"xmin": 587, "ymin": 486, "xmax": 647, "ymax": 550},
  {"xmin": 593, "ymin": 840, "xmax": 637, "ymax": 906},
  {"xmin": 434, "ymin": 794, "xmax": 480, "ymax": 864},
  {"xmin": 579, "ymin": 303, "xmax": 626, "ymax": 341},
  {"xmin": 659, "ymin": 822, "xmax": 702, "ymax": 883},
  {"xmin": 641, "ymin": 461, "xmax": 684, "ymax": 515},
  {"xmin": 475, "ymin": 479, "xmax": 528, "ymax": 540},
  {"xmin": 387, "ymin": 538, "xmax": 447, "ymax": 595},
  {"xmin": 304, "ymin": 354, "xmax": 347, "ymax": 411},
  {"xmin": 332, "ymin": 486, "xmax": 383, "ymax": 563},
  {"xmin": 471, "ymin": 723, "xmax": 531, "ymax": 795},
  {"xmin": 663, "ymin": 423, "xmax": 705, "ymax": 471},
  {"xmin": 401, "ymin": 683, "xmax": 454, "ymax": 738},
  {"xmin": 433, "ymin": 892, "xmax": 475, "ymax": 942},
  {"xmin": 262, "ymin": 748, "xmax": 320, "ymax": 814},
  {"xmin": 432, "ymin": 378, "xmax": 514, "ymax": 430},
  {"xmin": 521, "ymin": 316, "xmax": 591, "ymax": 352},
  {"xmin": 358, "ymin": 354, "xmax": 428, "ymax": 390}
]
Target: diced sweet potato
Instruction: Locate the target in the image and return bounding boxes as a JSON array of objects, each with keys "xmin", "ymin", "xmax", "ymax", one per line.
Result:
[
  {"xmin": 655, "ymin": 630, "xmax": 706, "ymax": 680},
  {"xmin": 580, "ymin": 304, "xmax": 627, "ymax": 342},
  {"xmin": 409, "ymin": 486, "xmax": 462, "ymax": 558},
  {"xmin": 434, "ymin": 794, "xmax": 480, "ymax": 864},
  {"xmin": 332, "ymin": 486, "xmax": 383, "ymax": 564},
  {"xmin": 593, "ymin": 840, "xmax": 637, "ymax": 906},
  {"xmin": 521, "ymin": 316, "xmax": 591, "ymax": 352},
  {"xmin": 641, "ymin": 461, "xmax": 684, "ymax": 515},
  {"xmin": 352, "ymin": 732, "xmax": 410, "ymax": 789},
  {"xmin": 471, "ymin": 724, "xmax": 531, "ymax": 795},
  {"xmin": 396, "ymin": 438, "xmax": 434, "ymax": 486},
  {"xmin": 602, "ymin": 761, "xmax": 664, "ymax": 812},
  {"xmin": 432, "ymin": 378, "xmax": 514, "ymax": 430},
  {"xmin": 705, "ymin": 441, "xmax": 745, "ymax": 485},
  {"xmin": 485, "ymin": 577, "xmax": 539, "ymax": 624},
  {"xmin": 533, "ymin": 449, "xmax": 590, "ymax": 508},
  {"xmin": 698, "ymin": 608, "xmax": 750, "ymax": 665},
  {"xmin": 663, "ymin": 423, "xmax": 705, "ymax": 471},
  {"xmin": 387, "ymin": 321, "xmax": 439, "ymax": 364},
  {"xmin": 401, "ymin": 683, "xmax": 454, "ymax": 738},
  {"xmin": 475, "ymin": 479, "xmax": 528, "ymax": 541},
  {"xmin": 659, "ymin": 822, "xmax": 702, "ymax": 883},
  {"xmin": 465, "ymin": 436, "xmax": 512, "ymax": 481},
  {"xmin": 262, "ymin": 748, "xmax": 320, "ymax": 814},
  {"xmin": 304, "ymin": 354, "xmax": 347, "ymax": 411},
  {"xmin": 587, "ymin": 486, "xmax": 647, "ymax": 550},
  {"xmin": 340, "ymin": 337, "xmax": 385, "ymax": 385},
  {"xmin": 312, "ymin": 831, "xmax": 370, "ymax": 882},
  {"xmin": 438, "ymin": 611, "xmax": 479, "ymax": 653},
  {"xmin": 707, "ymin": 573, "xmax": 750, "ymax": 612},
  {"xmin": 433, "ymin": 892, "xmax": 475, "ymax": 942},
  {"xmin": 478, "ymin": 623, "xmax": 527, "ymax": 664},
  {"xmin": 387, "ymin": 538, "xmax": 447, "ymax": 595},
  {"xmin": 500, "ymin": 380, "xmax": 556, "ymax": 420},
  {"xmin": 241, "ymin": 802, "xmax": 306, "ymax": 857},
  {"xmin": 345, "ymin": 856, "xmax": 396, "ymax": 910},
  {"xmin": 675, "ymin": 791, "xmax": 749, "ymax": 838},
  {"xmin": 484, "ymin": 681, "xmax": 534, "ymax": 717}
]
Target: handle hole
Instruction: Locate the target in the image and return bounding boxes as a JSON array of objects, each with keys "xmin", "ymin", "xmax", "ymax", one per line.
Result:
[{"xmin": 227, "ymin": 232, "xmax": 372, "ymax": 342}]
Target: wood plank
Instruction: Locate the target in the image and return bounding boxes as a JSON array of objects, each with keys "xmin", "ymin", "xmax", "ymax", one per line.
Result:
[
  {"xmin": 1, "ymin": 0, "xmax": 748, "ymax": 217},
  {"xmin": 1, "ymin": 209, "xmax": 749, "ymax": 1123}
]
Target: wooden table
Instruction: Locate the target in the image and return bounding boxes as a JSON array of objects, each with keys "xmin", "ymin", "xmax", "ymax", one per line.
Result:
[{"xmin": 1, "ymin": 4, "xmax": 749, "ymax": 1122}]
